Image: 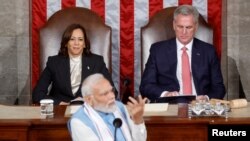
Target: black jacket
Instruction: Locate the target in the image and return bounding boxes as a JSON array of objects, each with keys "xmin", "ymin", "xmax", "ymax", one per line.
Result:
[{"xmin": 32, "ymin": 54, "xmax": 115, "ymax": 105}]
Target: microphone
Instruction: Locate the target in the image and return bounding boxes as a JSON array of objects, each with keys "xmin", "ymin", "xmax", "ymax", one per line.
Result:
[
  {"xmin": 123, "ymin": 78, "xmax": 130, "ymax": 86},
  {"xmin": 113, "ymin": 118, "xmax": 122, "ymax": 141}
]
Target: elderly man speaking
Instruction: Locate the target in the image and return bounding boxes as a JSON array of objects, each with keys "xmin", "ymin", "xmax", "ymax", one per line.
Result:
[{"xmin": 68, "ymin": 73, "xmax": 147, "ymax": 141}]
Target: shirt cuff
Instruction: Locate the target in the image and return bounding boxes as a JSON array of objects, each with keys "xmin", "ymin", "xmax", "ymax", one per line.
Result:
[
  {"xmin": 160, "ymin": 91, "xmax": 168, "ymax": 97},
  {"xmin": 134, "ymin": 123, "xmax": 146, "ymax": 134}
]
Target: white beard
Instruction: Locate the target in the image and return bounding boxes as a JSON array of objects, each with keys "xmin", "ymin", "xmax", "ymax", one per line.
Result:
[{"xmin": 93, "ymin": 102, "xmax": 117, "ymax": 113}]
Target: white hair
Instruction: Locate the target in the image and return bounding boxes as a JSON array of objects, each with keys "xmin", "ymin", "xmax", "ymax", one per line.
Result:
[
  {"xmin": 174, "ymin": 4, "xmax": 199, "ymax": 24},
  {"xmin": 81, "ymin": 73, "xmax": 105, "ymax": 98}
]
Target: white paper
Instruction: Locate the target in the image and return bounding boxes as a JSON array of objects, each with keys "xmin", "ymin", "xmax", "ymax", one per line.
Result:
[
  {"xmin": 144, "ymin": 103, "xmax": 168, "ymax": 112},
  {"xmin": 65, "ymin": 105, "xmax": 81, "ymax": 117}
]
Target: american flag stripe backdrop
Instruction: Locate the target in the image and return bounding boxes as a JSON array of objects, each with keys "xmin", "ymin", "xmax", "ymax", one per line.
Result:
[{"xmin": 32, "ymin": 0, "xmax": 222, "ymax": 98}]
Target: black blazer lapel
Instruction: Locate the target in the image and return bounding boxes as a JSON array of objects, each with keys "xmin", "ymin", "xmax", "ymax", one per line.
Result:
[
  {"xmin": 61, "ymin": 57, "xmax": 73, "ymax": 96},
  {"xmin": 81, "ymin": 56, "xmax": 93, "ymax": 82}
]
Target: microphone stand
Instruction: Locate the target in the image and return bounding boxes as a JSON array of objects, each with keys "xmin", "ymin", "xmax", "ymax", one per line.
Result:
[
  {"xmin": 113, "ymin": 118, "xmax": 122, "ymax": 141},
  {"xmin": 114, "ymin": 126, "xmax": 118, "ymax": 141}
]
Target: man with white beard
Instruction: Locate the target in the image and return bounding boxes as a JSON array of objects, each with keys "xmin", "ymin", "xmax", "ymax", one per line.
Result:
[{"xmin": 68, "ymin": 73, "xmax": 147, "ymax": 141}]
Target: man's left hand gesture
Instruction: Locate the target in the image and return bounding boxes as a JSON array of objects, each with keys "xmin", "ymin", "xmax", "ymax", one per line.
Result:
[{"xmin": 126, "ymin": 95, "xmax": 147, "ymax": 124}]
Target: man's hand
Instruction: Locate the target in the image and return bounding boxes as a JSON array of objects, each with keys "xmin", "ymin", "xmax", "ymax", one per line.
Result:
[
  {"xmin": 126, "ymin": 95, "xmax": 147, "ymax": 124},
  {"xmin": 196, "ymin": 95, "xmax": 209, "ymax": 101},
  {"xmin": 59, "ymin": 101, "xmax": 70, "ymax": 105}
]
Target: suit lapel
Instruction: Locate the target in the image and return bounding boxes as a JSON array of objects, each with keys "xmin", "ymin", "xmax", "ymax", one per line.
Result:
[
  {"xmin": 81, "ymin": 56, "xmax": 93, "ymax": 82},
  {"xmin": 168, "ymin": 39, "xmax": 178, "ymax": 84},
  {"xmin": 61, "ymin": 57, "xmax": 73, "ymax": 95},
  {"xmin": 191, "ymin": 39, "xmax": 202, "ymax": 91},
  {"xmin": 191, "ymin": 39, "xmax": 202, "ymax": 71},
  {"xmin": 169, "ymin": 40, "xmax": 178, "ymax": 66}
]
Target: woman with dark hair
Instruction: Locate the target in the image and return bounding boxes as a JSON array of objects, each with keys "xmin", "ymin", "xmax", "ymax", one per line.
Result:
[{"xmin": 32, "ymin": 24, "xmax": 115, "ymax": 105}]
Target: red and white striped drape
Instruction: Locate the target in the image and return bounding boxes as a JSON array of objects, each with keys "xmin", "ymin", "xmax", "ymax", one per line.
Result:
[{"xmin": 32, "ymin": 0, "xmax": 222, "ymax": 97}]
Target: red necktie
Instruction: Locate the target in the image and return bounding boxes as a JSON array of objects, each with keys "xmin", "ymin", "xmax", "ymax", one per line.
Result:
[{"xmin": 182, "ymin": 47, "xmax": 192, "ymax": 95}]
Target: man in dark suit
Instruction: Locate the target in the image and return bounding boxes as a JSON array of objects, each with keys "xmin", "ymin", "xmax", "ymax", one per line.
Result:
[{"xmin": 140, "ymin": 5, "xmax": 225, "ymax": 102}]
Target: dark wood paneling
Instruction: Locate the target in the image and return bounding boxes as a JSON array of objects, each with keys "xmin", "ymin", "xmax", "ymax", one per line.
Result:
[{"xmin": 0, "ymin": 105, "xmax": 250, "ymax": 141}]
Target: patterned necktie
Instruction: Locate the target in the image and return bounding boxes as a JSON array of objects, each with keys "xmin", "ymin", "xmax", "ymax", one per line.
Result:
[{"xmin": 182, "ymin": 47, "xmax": 192, "ymax": 95}]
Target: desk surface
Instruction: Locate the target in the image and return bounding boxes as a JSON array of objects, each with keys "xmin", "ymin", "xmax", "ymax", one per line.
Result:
[{"xmin": 0, "ymin": 104, "xmax": 250, "ymax": 141}]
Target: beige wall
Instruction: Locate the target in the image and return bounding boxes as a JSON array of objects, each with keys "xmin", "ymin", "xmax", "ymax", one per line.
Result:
[
  {"xmin": 0, "ymin": 0, "xmax": 249, "ymax": 105},
  {"xmin": 226, "ymin": 0, "xmax": 250, "ymax": 101},
  {"xmin": 0, "ymin": 0, "xmax": 30, "ymax": 105}
]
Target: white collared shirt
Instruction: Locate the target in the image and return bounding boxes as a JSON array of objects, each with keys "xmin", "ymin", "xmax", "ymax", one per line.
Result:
[
  {"xmin": 160, "ymin": 39, "xmax": 197, "ymax": 97},
  {"xmin": 176, "ymin": 39, "xmax": 197, "ymax": 96}
]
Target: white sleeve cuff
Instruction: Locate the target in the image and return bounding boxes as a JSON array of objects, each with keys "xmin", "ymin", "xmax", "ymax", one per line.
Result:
[
  {"xmin": 160, "ymin": 91, "xmax": 168, "ymax": 97},
  {"xmin": 134, "ymin": 123, "xmax": 146, "ymax": 134}
]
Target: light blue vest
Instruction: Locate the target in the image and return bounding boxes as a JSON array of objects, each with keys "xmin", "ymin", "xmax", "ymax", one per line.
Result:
[{"xmin": 67, "ymin": 101, "xmax": 128, "ymax": 140}]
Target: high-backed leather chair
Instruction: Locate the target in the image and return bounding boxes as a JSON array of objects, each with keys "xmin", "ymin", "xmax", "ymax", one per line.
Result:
[
  {"xmin": 141, "ymin": 7, "xmax": 213, "ymax": 72},
  {"xmin": 39, "ymin": 7, "xmax": 111, "ymax": 72}
]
